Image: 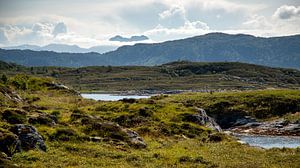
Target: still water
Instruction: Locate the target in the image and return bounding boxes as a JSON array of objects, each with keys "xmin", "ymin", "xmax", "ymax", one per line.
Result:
[
  {"xmin": 236, "ymin": 134, "xmax": 300, "ymax": 149},
  {"xmin": 81, "ymin": 93, "xmax": 151, "ymax": 101}
]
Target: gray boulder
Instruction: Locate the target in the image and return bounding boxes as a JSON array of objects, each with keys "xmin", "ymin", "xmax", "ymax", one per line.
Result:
[
  {"xmin": 232, "ymin": 116, "xmax": 257, "ymax": 127},
  {"xmin": 10, "ymin": 124, "xmax": 46, "ymax": 152},
  {"xmin": 182, "ymin": 108, "xmax": 222, "ymax": 132},
  {"xmin": 123, "ymin": 129, "xmax": 147, "ymax": 148}
]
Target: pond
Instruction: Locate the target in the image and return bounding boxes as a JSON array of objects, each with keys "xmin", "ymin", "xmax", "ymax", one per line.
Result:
[
  {"xmin": 81, "ymin": 93, "xmax": 152, "ymax": 101},
  {"xmin": 236, "ymin": 134, "xmax": 300, "ymax": 149}
]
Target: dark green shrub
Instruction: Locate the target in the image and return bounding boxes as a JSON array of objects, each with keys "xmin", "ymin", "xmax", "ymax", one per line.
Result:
[
  {"xmin": 28, "ymin": 115, "xmax": 55, "ymax": 126},
  {"xmin": 208, "ymin": 132, "xmax": 227, "ymax": 142},
  {"xmin": 0, "ymin": 129, "xmax": 19, "ymax": 157},
  {"xmin": 138, "ymin": 107, "xmax": 153, "ymax": 117},
  {"xmin": 1, "ymin": 109, "xmax": 27, "ymax": 124},
  {"xmin": 179, "ymin": 156, "xmax": 192, "ymax": 163},
  {"xmin": 113, "ymin": 114, "xmax": 147, "ymax": 127},
  {"xmin": 49, "ymin": 128, "xmax": 84, "ymax": 142}
]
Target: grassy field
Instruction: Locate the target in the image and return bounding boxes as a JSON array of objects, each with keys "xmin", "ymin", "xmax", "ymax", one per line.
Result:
[
  {"xmin": 1, "ymin": 74, "xmax": 300, "ymax": 167},
  {"xmin": 1, "ymin": 60, "xmax": 300, "ymax": 91}
]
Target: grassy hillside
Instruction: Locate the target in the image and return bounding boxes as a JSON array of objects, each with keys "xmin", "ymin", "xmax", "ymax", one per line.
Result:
[
  {"xmin": 1, "ymin": 60, "xmax": 300, "ymax": 91},
  {"xmin": 0, "ymin": 74, "xmax": 300, "ymax": 167}
]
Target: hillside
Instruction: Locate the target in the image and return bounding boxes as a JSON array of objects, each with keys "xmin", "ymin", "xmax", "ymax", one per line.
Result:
[
  {"xmin": 0, "ymin": 74, "xmax": 300, "ymax": 167},
  {"xmin": 1, "ymin": 60, "xmax": 300, "ymax": 91},
  {"xmin": 102, "ymin": 33, "xmax": 300, "ymax": 68},
  {"xmin": 1, "ymin": 33, "xmax": 300, "ymax": 69}
]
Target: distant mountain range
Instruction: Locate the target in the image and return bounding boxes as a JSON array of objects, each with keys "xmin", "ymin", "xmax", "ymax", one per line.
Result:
[
  {"xmin": 0, "ymin": 33, "xmax": 300, "ymax": 69},
  {"xmin": 2, "ymin": 43, "xmax": 118, "ymax": 54},
  {"xmin": 109, "ymin": 35, "xmax": 149, "ymax": 42}
]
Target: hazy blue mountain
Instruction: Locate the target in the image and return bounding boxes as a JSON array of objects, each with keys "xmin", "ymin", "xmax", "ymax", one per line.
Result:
[
  {"xmin": 0, "ymin": 33, "xmax": 300, "ymax": 69},
  {"xmin": 88, "ymin": 45, "xmax": 118, "ymax": 54},
  {"xmin": 2, "ymin": 43, "xmax": 118, "ymax": 54},
  {"xmin": 109, "ymin": 35, "xmax": 149, "ymax": 42},
  {"xmin": 43, "ymin": 44, "xmax": 85, "ymax": 53},
  {"xmin": 0, "ymin": 49, "xmax": 107, "ymax": 67},
  {"xmin": 3, "ymin": 44, "xmax": 41, "ymax": 50}
]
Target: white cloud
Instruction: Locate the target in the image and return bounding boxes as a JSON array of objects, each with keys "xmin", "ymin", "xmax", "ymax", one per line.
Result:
[
  {"xmin": 145, "ymin": 20, "xmax": 210, "ymax": 42},
  {"xmin": 239, "ymin": 6, "xmax": 300, "ymax": 37},
  {"xmin": 52, "ymin": 22, "xmax": 67, "ymax": 36},
  {"xmin": 158, "ymin": 5, "xmax": 187, "ymax": 28},
  {"xmin": 273, "ymin": 5, "xmax": 300, "ymax": 19},
  {"xmin": 159, "ymin": 5, "xmax": 185, "ymax": 19},
  {"xmin": 148, "ymin": 3, "xmax": 210, "ymax": 41},
  {"xmin": 242, "ymin": 15, "xmax": 272, "ymax": 30},
  {"xmin": 0, "ymin": 1, "xmax": 300, "ymax": 47},
  {"xmin": 183, "ymin": 21, "xmax": 209, "ymax": 30},
  {"xmin": 0, "ymin": 28, "xmax": 8, "ymax": 44}
]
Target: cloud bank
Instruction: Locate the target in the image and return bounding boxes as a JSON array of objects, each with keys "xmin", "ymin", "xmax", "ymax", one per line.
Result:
[{"xmin": 0, "ymin": 1, "xmax": 299, "ymax": 47}]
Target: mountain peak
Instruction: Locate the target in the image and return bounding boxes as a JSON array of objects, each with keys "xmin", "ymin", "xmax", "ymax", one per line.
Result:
[{"xmin": 109, "ymin": 35, "xmax": 149, "ymax": 42}]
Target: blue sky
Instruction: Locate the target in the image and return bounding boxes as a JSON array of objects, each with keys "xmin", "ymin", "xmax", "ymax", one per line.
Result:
[{"xmin": 0, "ymin": 0, "xmax": 300, "ymax": 47}]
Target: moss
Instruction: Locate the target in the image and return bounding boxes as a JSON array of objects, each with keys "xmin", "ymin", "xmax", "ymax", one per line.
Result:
[
  {"xmin": 49, "ymin": 128, "xmax": 86, "ymax": 142},
  {"xmin": 1, "ymin": 109, "xmax": 27, "ymax": 124},
  {"xmin": 84, "ymin": 122, "xmax": 129, "ymax": 142},
  {"xmin": 0, "ymin": 129, "xmax": 19, "ymax": 157},
  {"xmin": 113, "ymin": 114, "xmax": 148, "ymax": 127}
]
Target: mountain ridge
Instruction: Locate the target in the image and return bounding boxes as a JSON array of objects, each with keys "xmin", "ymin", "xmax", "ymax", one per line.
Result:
[
  {"xmin": 2, "ymin": 43, "xmax": 118, "ymax": 54},
  {"xmin": 0, "ymin": 33, "xmax": 300, "ymax": 69}
]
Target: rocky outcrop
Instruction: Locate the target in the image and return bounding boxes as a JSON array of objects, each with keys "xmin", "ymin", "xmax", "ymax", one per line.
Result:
[
  {"xmin": 181, "ymin": 108, "xmax": 222, "ymax": 132},
  {"xmin": 85, "ymin": 121, "xmax": 147, "ymax": 148},
  {"xmin": 10, "ymin": 124, "xmax": 47, "ymax": 152},
  {"xmin": 123, "ymin": 129, "xmax": 147, "ymax": 148},
  {"xmin": 0, "ymin": 124, "xmax": 46, "ymax": 157},
  {"xmin": 45, "ymin": 82, "xmax": 80, "ymax": 95},
  {"xmin": 229, "ymin": 119, "xmax": 300, "ymax": 136},
  {"xmin": 0, "ymin": 86, "xmax": 22, "ymax": 102}
]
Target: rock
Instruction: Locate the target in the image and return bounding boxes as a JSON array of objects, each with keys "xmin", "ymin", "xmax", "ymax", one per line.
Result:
[
  {"xmin": 85, "ymin": 121, "xmax": 147, "ymax": 148},
  {"xmin": 229, "ymin": 119, "xmax": 300, "ymax": 136},
  {"xmin": 45, "ymin": 82, "xmax": 80, "ymax": 95},
  {"xmin": 182, "ymin": 108, "xmax": 222, "ymax": 132},
  {"xmin": 232, "ymin": 116, "xmax": 257, "ymax": 127},
  {"xmin": 10, "ymin": 124, "xmax": 46, "ymax": 152},
  {"xmin": 89, "ymin": 136, "xmax": 103, "ymax": 142},
  {"xmin": 123, "ymin": 129, "xmax": 147, "ymax": 148},
  {"xmin": 28, "ymin": 113, "xmax": 56, "ymax": 126},
  {"xmin": 0, "ymin": 86, "xmax": 22, "ymax": 102}
]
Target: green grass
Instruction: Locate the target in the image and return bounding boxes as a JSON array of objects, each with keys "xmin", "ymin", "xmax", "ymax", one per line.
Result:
[
  {"xmin": 1, "ymin": 60, "xmax": 300, "ymax": 91},
  {"xmin": 1, "ymin": 75, "xmax": 300, "ymax": 167},
  {"xmin": 11, "ymin": 140, "xmax": 300, "ymax": 168}
]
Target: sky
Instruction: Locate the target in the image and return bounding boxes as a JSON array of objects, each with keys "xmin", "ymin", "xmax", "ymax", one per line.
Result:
[{"xmin": 0, "ymin": 0, "xmax": 300, "ymax": 48}]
